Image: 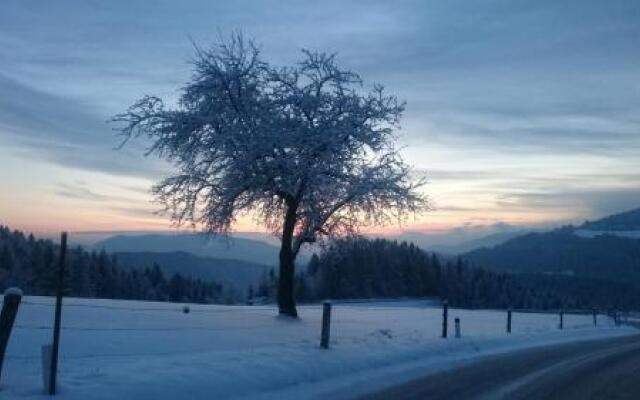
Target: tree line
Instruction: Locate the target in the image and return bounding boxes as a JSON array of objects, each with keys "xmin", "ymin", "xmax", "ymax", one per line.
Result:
[
  {"xmin": 0, "ymin": 225, "xmax": 224, "ymax": 304},
  {"xmin": 4, "ymin": 225, "xmax": 639, "ymax": 311},
  {"xmin": 295, "ymin": 237, "xmax": 640, "ymax": 310}
]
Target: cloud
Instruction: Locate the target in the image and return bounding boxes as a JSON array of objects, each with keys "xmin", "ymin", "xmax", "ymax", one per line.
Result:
[
  {"xmin": 54, "ymin": 183, "xmax": 113, "ymax": 202},
  {"xmin": 416, "ymin": 169, "xmax": 495, "ymax": 181},
  {"xmin": 497, "ymin": 188, "xmax": 640, "ymax": 220},
  {"xmin": 52, "ymin": 180, "xmax": 163, "ymax": 221},
  {"xmin": 1, "ymin": 0, "xmax": 639, "ymax": 231},
  {"xmin": 0, "ymin": 74, "xmax": 166, "ymax": 177}
]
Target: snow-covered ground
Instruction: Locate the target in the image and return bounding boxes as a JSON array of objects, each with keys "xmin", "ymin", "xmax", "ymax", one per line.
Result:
[{"xmin": 1, "ymin": 296, "xmax": 636, "ymax": 399}]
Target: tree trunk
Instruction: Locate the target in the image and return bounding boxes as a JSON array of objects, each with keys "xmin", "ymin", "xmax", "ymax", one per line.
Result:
[
  {"xmin": 278, "ymin": 200, "xmax": 298, "ymax": 318},
  {"xmin": 278, "ymin": 246, "xmax": 297, "ymax": 317}
]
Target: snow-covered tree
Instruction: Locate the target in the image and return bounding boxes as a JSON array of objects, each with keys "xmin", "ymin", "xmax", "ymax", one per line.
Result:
[{"xmin": 114, "ymin": 34, "xmax": 427, "ymax": 317}]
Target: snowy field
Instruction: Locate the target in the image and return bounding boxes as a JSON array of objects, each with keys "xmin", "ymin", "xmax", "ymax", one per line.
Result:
[{"xmin": 1, "ymin": 296, "xmax": 636, "ymax": 400}]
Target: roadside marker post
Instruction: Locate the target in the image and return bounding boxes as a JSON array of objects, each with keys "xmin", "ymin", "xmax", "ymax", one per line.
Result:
[
  {"xmin": 507, "ymin": 308, "xmax": 512, "ymax": 334},
  {"xmin": 559, "ymin": 310, "xmax": 564, "ymax": 330},
  {"xmin": 442, "ymin": 300, "xmax": 448, "ymax": 339},
  {"xmin": 454, "ymin": 318, "xmax": 461, "ymax": 338},
  {"xmin": 320, "ymin": 300, "xmax": 332, "ymax": 349}
]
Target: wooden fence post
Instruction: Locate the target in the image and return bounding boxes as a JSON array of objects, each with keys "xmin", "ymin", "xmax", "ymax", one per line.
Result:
[
  {"xmin": 454, "ymin": 317, "xmax": 461, "ymax": 338},
  {"xmin": 507, "ymin": 308, "xmax": 512, "ymax": 334},
  {"xmin": 49, "ymin": 232, "xmax": 67, "ymax": 395},
  {"xmin": 320, "ymin": 300, "xmax": 332, "ymax": 349},
  {"xmin": 559, "ymin": 309, "xmax": 564, "ymax": 330},
  {"xmin": 0, "ymin": 287, "xmax": 22, "ymax": 384},
  {"xmin": 442, "ymin": 300, "xmax": 448, "ymax": 338}
]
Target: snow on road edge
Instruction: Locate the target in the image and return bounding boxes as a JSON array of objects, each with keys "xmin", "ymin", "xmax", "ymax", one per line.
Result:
[{"xmin": 269, "ymin": 326, "xmax": 637, "ymax": 399}]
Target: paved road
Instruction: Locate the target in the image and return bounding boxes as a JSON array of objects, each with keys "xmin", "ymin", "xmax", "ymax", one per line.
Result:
[{"xmin": 361, "ymin": 333, "xmax": 640, "ymax": 400}]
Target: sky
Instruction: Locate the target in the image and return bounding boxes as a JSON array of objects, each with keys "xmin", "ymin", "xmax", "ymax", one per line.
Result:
[{"xmin": 1, "ymin": 0, "xmax": 639, "ymax": 237}]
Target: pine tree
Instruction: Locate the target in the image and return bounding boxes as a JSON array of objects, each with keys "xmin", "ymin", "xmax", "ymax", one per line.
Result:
[{"xmin": 0, "ymin": 243, "xmax": 13, "ymax": 271}]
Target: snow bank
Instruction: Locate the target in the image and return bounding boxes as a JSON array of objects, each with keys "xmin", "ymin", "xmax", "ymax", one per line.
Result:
[{"xmin": 1, "ymin": 296, "xmax": 635, "ymax": 399}]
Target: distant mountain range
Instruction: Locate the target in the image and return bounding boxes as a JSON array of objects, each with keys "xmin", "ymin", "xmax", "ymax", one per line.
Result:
[
  {"xmin": 95, "ymin": 233, "xmax": 281, "ymax": 266},
  {"xmin": 116, "ymin": 251, "xmax": 268, "ymax": 294},
  {"xmin": 93, "ymin": 233, "xmax": 285, "ymax": 294},
  {"xmin": 464, "ymin": 207, "xmax": 640, "ymax": 288},
  {"xmin": 90, "ymin": 207, "xmax": 640, "ymax": 293},
  {"xmin": 392, "ymin": 227, "xmax": 526, "ymax": 255},
  {"xmin": 580, "ymin": 207, "xmax": 640, "ymax": 231}
]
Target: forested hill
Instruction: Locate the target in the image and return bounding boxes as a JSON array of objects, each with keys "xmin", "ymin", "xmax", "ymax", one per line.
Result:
[
  {"xmin": 0, "ymin": 225, "xmax": 227, "ymax": 304},
  {"xmin": 580, "ymin": 207, "xmax": 640, "ymax": 231},
  {"xmin": 115, "ymin": 251, "xmax": 267, "ymax": 294},
  {"xmin": 299, "ymin": 237, "xmax": 640, "ymax": 310},
  {"xmin": 464, "ymin": 226, "xmax": 640, "ymax": 286},
  {"xmin": 95, "ymin": 233, "xmax": 280, "ymax": 266}
]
